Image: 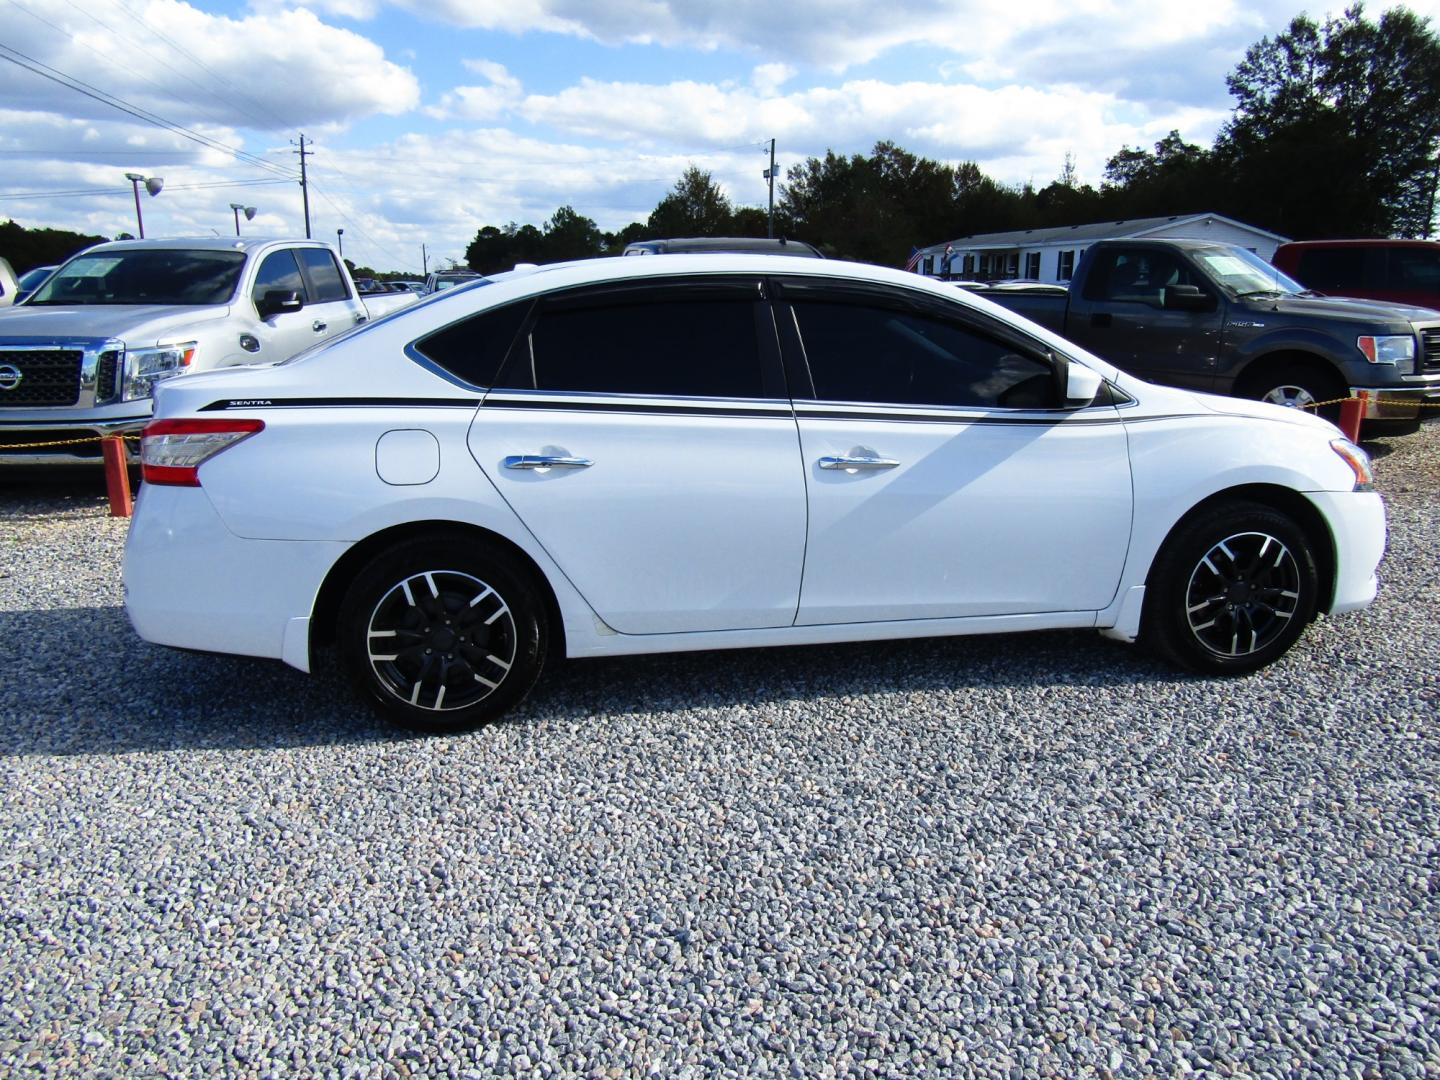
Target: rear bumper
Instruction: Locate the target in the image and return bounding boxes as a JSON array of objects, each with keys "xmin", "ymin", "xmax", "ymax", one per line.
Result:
[{"xmin": 123, "ymin": 484, "xmax": 348, "ymax": 669}]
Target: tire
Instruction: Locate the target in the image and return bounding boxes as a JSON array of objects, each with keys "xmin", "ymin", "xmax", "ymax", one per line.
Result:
[
  {"xmin": 1142, "ymin": 501, "xmax": 1320, "ymax": 675},
  {"xmin": 1244, "ymin": 363, "xmax": 1346, "ymax": 424},
  {"xmin": 337, "ymin": 537, "xmax": 548, "ymax": 733}
]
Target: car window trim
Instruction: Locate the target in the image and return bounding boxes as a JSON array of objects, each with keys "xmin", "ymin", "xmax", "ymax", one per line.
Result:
[
  {"xmin": 493, "ymin": 275, "xmax": 787, "ymax": 402},
  {"xmin": 769, "ymin": 276, "xmax": 1067, "ymax": 410}
]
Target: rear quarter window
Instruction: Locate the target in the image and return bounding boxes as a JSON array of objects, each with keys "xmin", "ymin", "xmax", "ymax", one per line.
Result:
[{"xmin": 412, "ymin": 301, "xmax": 532, "ymax": 388}]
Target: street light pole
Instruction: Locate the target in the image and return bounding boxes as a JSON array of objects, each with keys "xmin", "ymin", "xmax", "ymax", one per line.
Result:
[
  {"xmin": 229, "ymin": 202, "xmax": 256, "ymax": 236},
  {"xmin": 336, "ymin": 228, "xmax": 344, "ymax": 258},
  {"xmin": 124, "ymin": 172, "xmax": 163, "ymax": 239}
]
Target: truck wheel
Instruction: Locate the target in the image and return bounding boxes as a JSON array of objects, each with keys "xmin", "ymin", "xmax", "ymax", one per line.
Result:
[
  {"xmin": 1142, "ymin": 501, "xmax": 1320, "ymax": 675},
  {"xmin": 1246, "ymin": 363, "xmax": 1345, "ymax": 423},
  {"xmin": 337, "ymin": 537, "xmax": 548, "ymax": 734}
]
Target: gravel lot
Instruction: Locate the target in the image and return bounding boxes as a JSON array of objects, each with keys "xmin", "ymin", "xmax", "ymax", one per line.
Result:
[{"xmin": 1, "ymin": 425, "xmax": 1438, "ymax": 1078}]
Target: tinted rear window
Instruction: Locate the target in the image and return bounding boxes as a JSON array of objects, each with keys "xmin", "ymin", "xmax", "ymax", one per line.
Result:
[
  {"xmin": 413, "ymin": 301, "xmax": 532, "ymax": 387},
  {"xmin": 500, "ymin": 297, "xmax": 765, "ymax": 398}
]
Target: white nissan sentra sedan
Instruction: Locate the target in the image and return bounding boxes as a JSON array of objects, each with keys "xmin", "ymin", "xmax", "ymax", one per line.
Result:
[{"xmin": 123, "ymin": 255, "xmax": 1385, "ymax": 733}]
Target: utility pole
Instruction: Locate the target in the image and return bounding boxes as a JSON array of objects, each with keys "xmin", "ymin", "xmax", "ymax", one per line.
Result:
[
  {"xmin": 294, "ymin": 134, "xmax": 313, "ymax": 239},
  {"xmin": 763, "ymin": 138, "xmax": 777, "ymax": 238},
  {"xmin": 422, "ymin": 243, "xmax": 428, "ymax": 275}
]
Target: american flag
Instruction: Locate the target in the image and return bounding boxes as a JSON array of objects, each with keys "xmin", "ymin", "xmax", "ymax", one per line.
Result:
[{"xmin": 904, "ymin": 247, "xmax": 924, "ymax": 273}]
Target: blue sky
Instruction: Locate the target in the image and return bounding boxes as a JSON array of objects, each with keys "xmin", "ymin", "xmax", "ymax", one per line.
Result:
[{"xmin": 1, "ymin": 0, "xmax": 1436, "ymax": 272}]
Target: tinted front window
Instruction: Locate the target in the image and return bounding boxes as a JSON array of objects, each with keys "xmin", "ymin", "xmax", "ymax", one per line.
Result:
[
  {"xmin": 504, "ymin": 299, "xmax": 764, "ymax": 398},
  {"xmin": 297, "ymin": 248, "xmax": 349, "ymax": 302},
  {"xmin": 29, "ymin": 250, "xmax": 246, "ymax": 306},
  {"xmin": 252, "ymin": 249, "xmax": 304, "ymax": 301},
  {"xmin": 793, "ymin": 301, "xmax": 1055, "ymax": 408},
  {"xmin": 1084, "ymin": 249, "xmax": 1204, "ymax": 306}
]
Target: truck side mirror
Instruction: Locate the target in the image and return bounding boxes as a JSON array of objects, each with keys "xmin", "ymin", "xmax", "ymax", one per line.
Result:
[
  {"xmin": 257, "ymin": 289, "xmax": 303, "ymax": 320},
  {"xmin": 1164, "ymin": 284, "xmax": 1215, "ymax": 312}
]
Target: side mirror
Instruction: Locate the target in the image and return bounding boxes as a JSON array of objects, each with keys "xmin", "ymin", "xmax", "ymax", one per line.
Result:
[
  {"xmin": 1065, "ymin": 362, "xmax": 1104, "ymax": 408},
  {"xmin": 256, "ymin": 289, "xmax": 303, "ymax": 320},
  {"xmin": 1164, "ymin": 284, "xmax": 1215, "ymax": 312}
]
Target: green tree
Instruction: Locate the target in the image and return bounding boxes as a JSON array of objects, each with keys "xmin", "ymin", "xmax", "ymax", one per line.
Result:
[
  {"xmin": 647, "ymin": 166, "xmax": 734, "ymax": 237},
  {"xmin": 0, "ymin": 219, "xmax": 107, "ymax": 274},
  {"xmin": 1217, "ymin": 4, "xmax": 1440, "ymax": 237},
  {"xmin": 541, "ymin": 205, "xmax": 605, "ymax": 262}
]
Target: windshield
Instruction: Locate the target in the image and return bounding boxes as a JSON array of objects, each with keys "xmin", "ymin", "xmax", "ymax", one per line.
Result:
[
  {"xmin": 16, "ymin": 266, "xmax": 54, "ymax": 291},
  {"xmin": 28, "ymin": 249, "xmax": 246, "ymax": 306},
  {"xmin": 1194, "ymin": 247, "xmax": 1307, "ymax": 297}
]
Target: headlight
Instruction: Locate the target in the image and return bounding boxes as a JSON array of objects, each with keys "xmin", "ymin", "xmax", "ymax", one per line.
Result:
[
  {"xmin": 122, "ymin": 342, "xmax": 197, "ymax": 401},
  {"xmin": 1356, "ymin": 334, "xmax": 1415, "ymax": 372},
  {"xmin": 1330, "ymin": 438, "xmax": 1375, "ymax": 492}
]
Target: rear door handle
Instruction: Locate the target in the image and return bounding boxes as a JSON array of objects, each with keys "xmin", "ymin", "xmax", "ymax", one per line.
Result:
[
  {"xmin": 312, "ymin": 319, "xmax": 327, "ymax": 332},
  {"xmin": 503, "ymin": 455, "xmax": 593, "ymax": 470},
  {"xmin": 818, "ymin": 455, "xmax": 900, "ymax": 471}
]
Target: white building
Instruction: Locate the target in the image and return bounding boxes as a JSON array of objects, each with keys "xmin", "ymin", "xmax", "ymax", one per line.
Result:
[{"xmin": 916, "ymin": 213, "xmax": 1289, "ymax": 282}]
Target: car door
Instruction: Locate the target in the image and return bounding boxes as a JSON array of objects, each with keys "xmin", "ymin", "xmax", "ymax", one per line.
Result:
[
  {"xmin": 776, "ymin": 278, "xmax": 1133, "ymax": 624},
  {"xmin": 465, "ymin": 277, "xmax": 808, "ymax": 635},
  {"xmin": 295, "ymin": 247, "xmax": 369, "ymax": 339},
  {"xmin": 1064, "ymin": 247, "xmax": 1223, "ymax": 390},
  {"xmin": 246, "ymin": 248, "xmax": 316, "ymax": 364}
]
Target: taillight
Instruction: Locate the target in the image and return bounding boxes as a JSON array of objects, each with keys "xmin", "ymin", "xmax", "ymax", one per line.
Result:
[{"xmin": 140, "ymin": 418, "xmax": 264, "ymax": 487}]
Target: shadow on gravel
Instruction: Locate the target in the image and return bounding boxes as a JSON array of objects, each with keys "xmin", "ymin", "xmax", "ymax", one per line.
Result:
[{"xmin": 0, "ymin": 602, "xmax": 1178, "ymax": 757}]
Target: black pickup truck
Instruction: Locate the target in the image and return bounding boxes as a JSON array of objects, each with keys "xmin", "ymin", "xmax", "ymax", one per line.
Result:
[{"xmin": 969, "ymin": 238, "xmax": 1440, "ymax": 428}]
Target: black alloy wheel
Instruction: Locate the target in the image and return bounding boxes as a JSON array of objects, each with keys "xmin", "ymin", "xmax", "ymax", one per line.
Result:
[
  {"xmin": 339, "ymin": 538, "xmax": 547, "ymax": 733},
  {"xmin": 1143, "ymin": 502, "xmax": 1320, "ymax": 675}
]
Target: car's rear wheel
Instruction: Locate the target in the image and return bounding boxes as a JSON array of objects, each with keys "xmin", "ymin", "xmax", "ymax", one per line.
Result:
[
  {"xmin": 338, "ymin": 538, "xmax": 547, "ymax": 733},
  {"xmin": 1142, "ymin": 502, "xmax": 1320, "ymax": 675}
]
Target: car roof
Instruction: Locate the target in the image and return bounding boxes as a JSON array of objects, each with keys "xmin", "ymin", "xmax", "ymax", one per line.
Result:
[
  {"xmin": 1275, "ymin": 239, "xmax": 1440, "ymax": 250},
  {"xmin": 78, "ymin": 236, "xmax": 335, "ymax": 255},
  {"xmin": 625, "ymin": 237, "xmax": 823, "ymax": 256}
]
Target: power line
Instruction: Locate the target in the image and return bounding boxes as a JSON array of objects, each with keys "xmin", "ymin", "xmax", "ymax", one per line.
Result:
[
  {"xmin": 0, "ymin": 177, "xmax": 295, "ymax": 200},
  {"xmin": 106, "ymin": 0, "xmax": 294, "ymax": 133},
  {"xmin": 0, "ymin": 42, "xmax": 298, "ymax": 180}
]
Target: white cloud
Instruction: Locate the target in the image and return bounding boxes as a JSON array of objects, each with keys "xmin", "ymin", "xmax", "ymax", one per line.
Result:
[
  {"xmin": 0, "ymin": 0, "xmax": 419, "ymax": 131},
  {"xmin": 752, "ymin": 63, "xmax": 796, "ymax": 95},
  {"xmin": 428, "ymin": 62, "xmax": 525, "ymax": 120}
]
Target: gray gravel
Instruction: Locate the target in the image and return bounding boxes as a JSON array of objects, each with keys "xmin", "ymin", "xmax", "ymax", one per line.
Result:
[{"xmin": 1, "ymin": 426, "xmax": 1438, "ymax": 1078}]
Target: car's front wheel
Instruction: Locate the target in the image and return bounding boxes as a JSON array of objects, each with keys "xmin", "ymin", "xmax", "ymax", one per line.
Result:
[
  {"xmin": 1142, "ymin": 502, "xmax": 1320, "ymax": 675},
  {"xmin": 338, "ymin": 537, "xmax": 548, "ymax": 733}
]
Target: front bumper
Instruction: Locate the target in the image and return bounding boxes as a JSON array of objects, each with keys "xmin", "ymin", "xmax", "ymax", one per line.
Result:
[
  {"xmin": 0, "ymin": 413, "xmax": 151, "ymax": 465},
  {"xmin": 1350, "ymin": 374, "xmax": 1440, "ymax": 420}
]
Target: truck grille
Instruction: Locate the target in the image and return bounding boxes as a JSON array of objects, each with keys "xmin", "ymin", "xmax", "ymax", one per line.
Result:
[
  {"xmin": 1421, "ymin": 328, "xmax": 1440, "ymax": 374},
  {"xmin": 95, "ymin": 349, "xmax": 121, "ymax": 404},
  {"xmin": 0, "ymin": 349, "xmax": 84, "ymax": 406}
]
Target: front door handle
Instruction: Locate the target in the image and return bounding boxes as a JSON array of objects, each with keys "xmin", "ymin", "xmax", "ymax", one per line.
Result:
[
  {"xmin": 312, "ymin": 319, "xmax": 328, "ymax": 332},
  {"xmin": 503, "ymin": 455, "xmax": 593, "ymax": 470},
  {"xmin": 818, "ymin": 455, "xmax": 900, "ymax": 471}
]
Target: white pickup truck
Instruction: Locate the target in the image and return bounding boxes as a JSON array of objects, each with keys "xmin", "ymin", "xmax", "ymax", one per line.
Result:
[{"xmin": 0, "ymin": 237, "xmax": 419, "ymax": 464}]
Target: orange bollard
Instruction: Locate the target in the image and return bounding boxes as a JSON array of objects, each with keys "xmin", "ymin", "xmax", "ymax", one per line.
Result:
[
  {"xmin": 101, "ymin": 434, "xmax": 133, "ymax": 518},
  {"xmin": 1337, "ymin": 392, "xmax": 1366, "ymax": 442}
]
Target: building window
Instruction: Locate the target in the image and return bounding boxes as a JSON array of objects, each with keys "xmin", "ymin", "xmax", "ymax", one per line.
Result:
[
  {"xmin": 1058, "ymin": 250, "xmax": 1075, "ymax": 281},
  {"xmin": 1025, "ymin": 252, "xmax": 1040, "ymax": 279}
]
